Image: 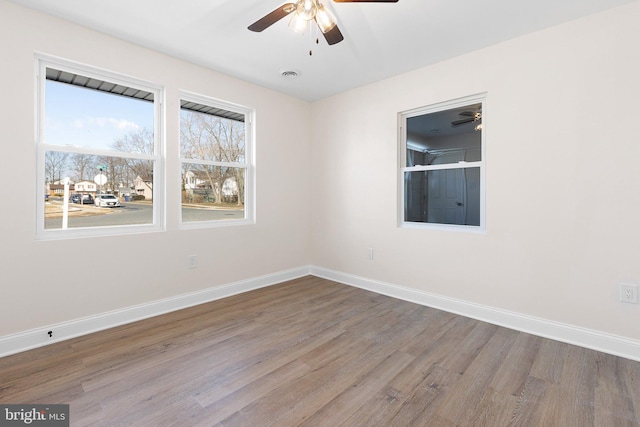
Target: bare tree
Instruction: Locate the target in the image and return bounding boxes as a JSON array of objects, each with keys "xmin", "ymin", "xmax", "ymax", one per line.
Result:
[
  {"xmin": 45, "ymin": 151, "xmax": 69, "ymax": 183},
  {"xmin": 112, "ymin": 128, "xmax": 155, "ymax": 196},
  {"xmin": 180, "ymin": 111, "xmax": 245, "ymax": 205},
  {"xmin": 69, "ymin": 153, "xmax": 95, "ymax": 182},
  {"xmin": 112, "ymin": 127, "xmax": 154, "ymax": 156}
]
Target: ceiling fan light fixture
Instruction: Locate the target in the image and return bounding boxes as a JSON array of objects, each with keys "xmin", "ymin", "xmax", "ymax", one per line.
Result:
[
  {"xmin": 288, "ymin": 12, "xmax": 308, "ymax": 32},
  {"xmin": 296, "ymin": 0, "xmax": 317, "ymax": 20},
  {"xmin": 315, "ymin": 3, "xmax": 337, "ymax": 33}
]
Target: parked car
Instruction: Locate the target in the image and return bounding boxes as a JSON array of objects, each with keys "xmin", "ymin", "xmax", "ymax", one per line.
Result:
[
  {"xmin": 94, "ymin": 194, "xmax": 121, "ymax": 208},
  {"xmin": 70, "ymin": 193, "xmax": 94, "ymax": 204}
]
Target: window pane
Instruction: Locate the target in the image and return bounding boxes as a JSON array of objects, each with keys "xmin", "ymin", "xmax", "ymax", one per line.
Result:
[
  {"xmin": 45, "ymin": 79, "xmax": 154, "ymax": 153},
  {"xmin": 180, "ymin": 109, "xmax": 245, "ymax": 163},
  {"xmin": 182, "ymin": 164, "xmax": 245, "ymax": 222},
  {"xmin": 44, "ymin": 151, "xmax": 154, "ymax": 229},
  {"xmin": 404, "ymin": 167, "xmax": 480, "ymax": 226},
  {"xmin": 406, "ymin": 103, "xmax": 482, "ymax": 167}
]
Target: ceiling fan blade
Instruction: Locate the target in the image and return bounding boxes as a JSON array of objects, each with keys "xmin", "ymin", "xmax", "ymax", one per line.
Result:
[
  {"xmin": 451, "ymin": 118, "xmax": 475, "ymax": 127},
  {"xmin": 248, "ymin": 3, "xmax": 295, "ymax": 32},
  {"xmin": 333, "ymin": 0, "xmax": 399, "ymax": 2},
  {"xmin": 321, "ymin": 24, "xmax": 344, "ymax": 45}
]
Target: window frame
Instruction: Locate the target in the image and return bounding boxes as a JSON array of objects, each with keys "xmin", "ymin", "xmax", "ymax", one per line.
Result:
[
  {"xmin": 178, "ymin": 90, "xmax": 255, "ymax": 229},
  {"xmin": 398, "ymin": 93, "xmax": 487, "ymax": 232},
  {"xmin": 35, "ymin": 54, "xmax": 165, "ymax": 240}
]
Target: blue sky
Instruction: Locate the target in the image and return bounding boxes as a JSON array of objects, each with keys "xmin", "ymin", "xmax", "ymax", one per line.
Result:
[{"xmin": 45, "ymin": 80, "xmax": 154, "ymax": 150}]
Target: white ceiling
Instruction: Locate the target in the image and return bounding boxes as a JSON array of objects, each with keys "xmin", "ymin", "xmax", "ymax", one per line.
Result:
[{"xmin": 8, "ymin": 0, "xmax": 636, "ymax": 101}]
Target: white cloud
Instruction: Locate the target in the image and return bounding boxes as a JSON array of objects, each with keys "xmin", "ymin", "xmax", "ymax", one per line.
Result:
[
  {"xmin": 109, "ymin": 118, "xmax": 140, "ymax": 131},
  {"xmin": 74, "ymin": 117, "xmax": 140, "ymax": 131}
]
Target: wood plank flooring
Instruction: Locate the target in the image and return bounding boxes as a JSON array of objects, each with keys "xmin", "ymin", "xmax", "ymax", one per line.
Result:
[{"xmin": 1, "ymin": 276, "xmax": 639, "ymax": 426}]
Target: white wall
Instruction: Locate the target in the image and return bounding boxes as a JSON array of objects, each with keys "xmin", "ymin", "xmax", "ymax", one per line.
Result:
[
  {"xmin": 0, "ymin": 1, "xmax": 311, "ymax": 337},
  {"xmin": 310, "ymin": 2, "xmax": 640, "ymax": 341}
]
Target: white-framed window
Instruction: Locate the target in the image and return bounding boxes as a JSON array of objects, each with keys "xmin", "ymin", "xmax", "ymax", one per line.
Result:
[
  {"xmin": 399, "ymin": 93, "xmax": 486, "ymax": 231},
  {"xmin": 35, "ymin": 54, "xmax": 164, "ymax": 239},
  {"xmin": 179, "ymin": 91, "xmax": 254, "ymax": 227}
]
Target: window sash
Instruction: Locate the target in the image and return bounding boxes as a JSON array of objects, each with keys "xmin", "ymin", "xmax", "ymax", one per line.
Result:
[
  {"xmin": 179, "ymin": 158, "xmax": 247, "ymax": 169},
  {"xmin": 403, "ymin": 161, "xmax": 482, "ymax": 173}
]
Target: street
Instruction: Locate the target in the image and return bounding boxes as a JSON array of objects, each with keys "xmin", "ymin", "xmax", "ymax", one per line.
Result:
[{"xmin": 45, "ymin": 201, "xmax": 244, "ymax": 229}]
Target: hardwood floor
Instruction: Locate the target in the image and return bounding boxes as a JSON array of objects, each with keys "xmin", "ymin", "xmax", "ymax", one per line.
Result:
[{"xmin": 1, "ymin": 276, "xmax": 639, "ymax": 426}]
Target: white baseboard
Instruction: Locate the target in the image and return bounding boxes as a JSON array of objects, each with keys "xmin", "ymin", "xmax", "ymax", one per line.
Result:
[
  {"xmin": 0, "ymin": 267, "xmax": 309, "ymax": 358},
  {"xmin": 309, "ymin": 266, "xmax": 640, "ymax": 362},
  {"xmin": 2, "ymin": 265, "xmax": 639, "ymax": 362}
]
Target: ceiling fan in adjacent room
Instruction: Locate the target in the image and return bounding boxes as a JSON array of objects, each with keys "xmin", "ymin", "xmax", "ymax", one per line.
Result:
[
  {"xmin": 451, "ymin": 109, "xmax": 483, "ymax": 131},
  {"xmin": 248, "ymin": 0, "xmax": 399, "ymax": 48}
]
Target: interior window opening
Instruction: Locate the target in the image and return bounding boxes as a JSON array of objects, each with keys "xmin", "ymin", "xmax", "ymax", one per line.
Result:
[{"xmin": 400, "ymin": 96, "xmax": 485, "ymax": 230}]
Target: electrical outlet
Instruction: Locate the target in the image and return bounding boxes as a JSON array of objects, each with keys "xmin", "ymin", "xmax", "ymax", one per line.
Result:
[
  {"xmin": 619, "ymin": 283, "xmax": 638, "ymax": 304},
  {"xmin": 367, "ymin": 248, "xmax": 374, "ymax": 260},
  {"xmin": 188, "ymin": 255, "xmax": 197, "ymax": 269}
]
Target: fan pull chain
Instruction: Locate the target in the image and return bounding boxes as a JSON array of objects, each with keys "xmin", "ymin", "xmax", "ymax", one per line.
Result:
[{"xmin": 308, "ymin": 22, "xmax": 320, "ymax": 56}]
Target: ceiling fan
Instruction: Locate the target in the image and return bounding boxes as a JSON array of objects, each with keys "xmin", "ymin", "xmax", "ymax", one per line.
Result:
[
  {"xmin": 248, "ymin": 0, "xmax": 399, "ymax": 47},
  {"xmin": 451, "ymin": 110, "xmax": 482, "ymax": 128}
]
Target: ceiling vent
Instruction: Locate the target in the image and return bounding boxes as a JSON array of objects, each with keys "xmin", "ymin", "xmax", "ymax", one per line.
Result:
[{"xmin": 281, "ymin": 70, "xmax": 299, "ymax": 79}]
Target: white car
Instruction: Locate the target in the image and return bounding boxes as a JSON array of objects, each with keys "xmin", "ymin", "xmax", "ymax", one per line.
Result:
[{"xmin": 94, "ymin": 194, "xmax": 121, "ymax": 208}]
